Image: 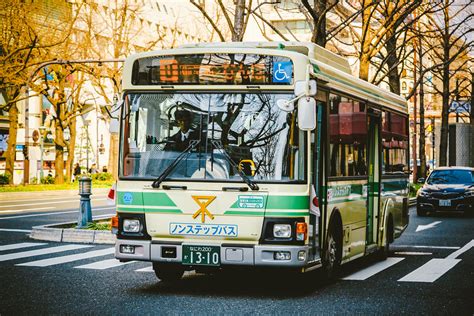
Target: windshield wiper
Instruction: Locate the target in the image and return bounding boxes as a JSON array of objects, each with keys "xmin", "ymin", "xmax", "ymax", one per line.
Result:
[
  {"xmin": 211, "ymin": 140, "xmax": 259, "ymax": 191},
  {"xmin": 151, "ymin": 140, "xmax": 201, "ymax": 188}
]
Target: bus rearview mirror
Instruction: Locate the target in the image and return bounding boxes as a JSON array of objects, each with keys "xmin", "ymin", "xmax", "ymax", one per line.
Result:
[
  {"xmin": 297, "ymin": 97, "xmax": 316, "ymax": 131},
  {"xmin": 277, "ymin": 99, "xmax": 295, "ymax": 112}
]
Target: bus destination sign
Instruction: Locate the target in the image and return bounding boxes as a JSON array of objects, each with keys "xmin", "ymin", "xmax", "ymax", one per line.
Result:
[{"xmin": 131, "ymin": 53, "xmax": 293, "ymax": 85}]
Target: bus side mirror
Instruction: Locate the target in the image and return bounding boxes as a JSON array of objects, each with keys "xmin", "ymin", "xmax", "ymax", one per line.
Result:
[{"xmin": 297, "ymin": 97, "xmax": 316, "ymax": 131}]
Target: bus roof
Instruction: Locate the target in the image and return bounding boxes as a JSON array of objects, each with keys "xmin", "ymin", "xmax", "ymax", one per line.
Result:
[{"xmin": 123, "ymin": 42, "xmax": 408, "ymax": 114}]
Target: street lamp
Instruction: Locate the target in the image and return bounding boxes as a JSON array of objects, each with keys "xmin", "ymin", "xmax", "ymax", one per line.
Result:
[{"xmin": 78, "ymin": 176, "xmax": 92, "ymax": 228}]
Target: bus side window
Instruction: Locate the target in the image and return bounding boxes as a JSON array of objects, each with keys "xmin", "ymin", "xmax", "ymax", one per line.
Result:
[{"xmin": 329, "ymin": 93, "xmax": 367, "ymax": 177}]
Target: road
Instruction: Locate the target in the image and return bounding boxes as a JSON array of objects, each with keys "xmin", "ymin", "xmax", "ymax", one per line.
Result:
[{"xmin": 0, "ymin": 194, "xmax": 473, "ymax": 315}]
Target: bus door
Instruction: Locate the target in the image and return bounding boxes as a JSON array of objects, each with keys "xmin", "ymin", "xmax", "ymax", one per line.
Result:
[
  {"xmin": 367, "ymin": 111, "xmax": 381, "ymax": 245},
  {"xmin": 309, "ymin": 101, "xmax": 325, "ymax": 261}
]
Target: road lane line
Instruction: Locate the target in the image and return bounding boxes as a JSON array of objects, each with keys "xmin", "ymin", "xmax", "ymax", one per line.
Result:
[
  {"xmin": 0, "ymin": 195, "xmax": 107, "ymax": 204},
  {"xmin": 135, "ymin": 266, "xmax": 154, "ymax": 272},
  {"xmin": 394, "ymin": 252, "xmax": 432, "ymax": 256},
  {"xmin": 0, "ymin": 207, "xmax": 115, "ymax": 220},
  {"xmin": 398, "ymin": 258, "xmax": 460, "ymax": 283},
  {"xmin": 17, "ymin": 247, "xmax": 115, "ymax": 267},
  {"xmin": 0, "ymin": 244, "xmax": 92, "ymax": 262},
  {"xmin": 446, "ymin": 239, "xmax": 474, "ymax": 259},
  {"xmin": 0, "ymin": 198, "xmax": 107, "ymax": 208},
  {"xmin": 75, "ymin": 258, "xmax": 135, "ymax": 270},
  {"xmin": 392, "ymin": 245, "xmax": 460, "ymax": 250},
  {"xmin": 0, "ymin": 207, "xmax": 56, "ymax": 214},
  {"xmin": 342, "ymin": 257, "xmax": 405, "ymax": 281},
  {"xmin": 0, "ymin": 228, "xmax": 32, "ymax": 233},
  {"xmin": 0, "ymin": 242, "xmax": 47, "ymax": 251}
]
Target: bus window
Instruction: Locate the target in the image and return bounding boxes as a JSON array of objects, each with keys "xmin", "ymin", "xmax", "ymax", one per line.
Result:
[
  {"xmin": 329, "ymin": 94, "xmax": 367, "ymax": 177},
  {"xmin": 382, "ymin": 111, "xmax": 409, "ymax": 174}
]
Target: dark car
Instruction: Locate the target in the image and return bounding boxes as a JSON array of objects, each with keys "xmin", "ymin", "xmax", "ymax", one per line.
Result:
[{"xmin": 416, "ymin": 166, "xmax": 474, "ymax": 216}]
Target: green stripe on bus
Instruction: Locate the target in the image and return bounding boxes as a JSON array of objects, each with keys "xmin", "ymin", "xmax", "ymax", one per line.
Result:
[
  {"xmin": 144, "ymin": 208, "xmax": 183, "ymax": 214},
  {"xmin": 117, "ymin": 208, "xmax": 144, "ymax": 213},
  {"xmin": 266, "ymin": 196, "xmax": 309, "ymax": 209},
  {"xmin": 117, "ymin": 191, "xmax": 143, "ymax": 205},
  {"xmin": 142, "ymin": 192, "xmax": 177, "ymax": 207},
  {"xmin": 265, "ymin": 211, "xmax": 309, "ymax": 217},
  {"xmin": 224, "ymin": 211, "xmax": 265, "ymax": 216}
]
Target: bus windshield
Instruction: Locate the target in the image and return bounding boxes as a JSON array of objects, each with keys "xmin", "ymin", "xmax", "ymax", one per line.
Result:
[{"xmin": 120, "ymin": 92, "xmax": 306, "ymax": 183}]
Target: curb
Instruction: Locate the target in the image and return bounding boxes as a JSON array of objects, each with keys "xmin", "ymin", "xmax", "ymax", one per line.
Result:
[{"xmin": 30, "ymin": 220, "xmax": 116, "ymax": 245}]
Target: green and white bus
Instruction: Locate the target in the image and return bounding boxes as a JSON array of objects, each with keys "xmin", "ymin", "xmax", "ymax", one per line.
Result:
[{"xmin": 113, "ymin": 42, "xmax": 410, "ymax": 281}]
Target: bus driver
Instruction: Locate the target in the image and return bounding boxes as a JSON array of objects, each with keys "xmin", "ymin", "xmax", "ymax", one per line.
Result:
[{"xmin": 164, "ymin": 109, "xmax": 199, "ymax": 151}]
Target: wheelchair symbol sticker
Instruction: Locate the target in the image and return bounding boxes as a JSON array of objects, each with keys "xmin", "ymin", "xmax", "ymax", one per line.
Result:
[{"xmin": 273, "ymin": 61, "xmax": 293, "ymax": 83}]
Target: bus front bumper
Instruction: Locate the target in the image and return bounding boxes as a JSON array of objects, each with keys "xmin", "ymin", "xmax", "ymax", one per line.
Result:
[{"xmin": 115, "ymin": 239, "xmax": 309, "ymax": 267}]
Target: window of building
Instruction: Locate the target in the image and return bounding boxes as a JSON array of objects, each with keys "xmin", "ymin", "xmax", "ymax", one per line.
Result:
[
  {"xmin": 382, "ymin": 111, "xmax": 409, "ymax": 174},
  {"xmin": 329, "ymin": 94, "xmax": 367, "ymax": 177}
]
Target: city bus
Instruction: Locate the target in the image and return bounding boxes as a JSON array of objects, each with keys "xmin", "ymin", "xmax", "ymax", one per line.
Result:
[{"xmin": 113, "ymin": 42, "xmax": 409, "ymax": 282}]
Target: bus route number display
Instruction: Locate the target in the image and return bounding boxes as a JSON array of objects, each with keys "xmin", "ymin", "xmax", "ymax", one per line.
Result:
[{"xmin": 131, "ymin": 54, "xmax": 293, "ymax": 85}]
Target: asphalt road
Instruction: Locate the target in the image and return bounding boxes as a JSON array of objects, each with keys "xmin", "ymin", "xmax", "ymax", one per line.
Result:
[{"xmin": 0, "ymin": 194, "xmax": 473, "ymax": 315}]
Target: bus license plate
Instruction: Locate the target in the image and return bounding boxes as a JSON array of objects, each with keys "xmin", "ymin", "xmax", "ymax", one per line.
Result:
[
  {"xmin": 182, "ymin": 245, "xmax": 220, "ymax": 266},
  {"xmin": 439, "ymin": 200, "xmax": 451, "ymax": 207}
]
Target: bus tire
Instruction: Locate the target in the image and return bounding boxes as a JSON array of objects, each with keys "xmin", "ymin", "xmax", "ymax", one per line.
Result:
[
  {"xmin": 378, "ymin": 215, "xmax": 393, "ymax": 261},
  {"xmin": 153, "ymin": 263, "xmax": 184, "ymax": 282},
  {"xmin": 322, "ymin": 220, "xmax": 342, "ymax": 280}
]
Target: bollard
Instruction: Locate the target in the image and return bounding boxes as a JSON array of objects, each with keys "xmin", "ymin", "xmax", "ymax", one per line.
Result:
[{"xmin": 78, "ymin": 176, "xmax": 93, "ymax": 228}]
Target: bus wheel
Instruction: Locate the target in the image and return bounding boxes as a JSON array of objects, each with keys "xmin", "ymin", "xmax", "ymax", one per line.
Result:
[
  {"xmin": 153, "ymin": 263, "xmax": 184, "ymax": 282},
  {"xmin": 322, "ymin": 222, "xmax": 341, "ymax": 280},
  {"xmin": 378, "ymin": 216, "xmax": 393, "ymax": 261}
]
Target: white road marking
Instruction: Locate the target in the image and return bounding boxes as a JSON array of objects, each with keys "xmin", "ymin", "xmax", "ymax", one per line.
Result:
[
  {"xmin": 342, "ymin": 257, "xmax": 405, "ymax": 280},
  {"xmin": 394, "ymin": 252, "xmax": 433, "ymax": 256},
  {"xmin": 0, "ymin": 207, "xmax": 56, "ymax": 214},
  {"xmin": 17, "ymin": 247, "xmax": 115, "ymax": 267},
  {"xmin": 75, "ymin": 258, "xmax": 134, "ymax": 270},
  {"xmin": 0, "ymin": 207, "xmax": 115, "ymax": 220},
  {"xmin": 0, "ymin": 244, "xmax": 92, "ymax": 262},
  {"xmin": 393, "ymin": 245, "xmax": 460, "ymax": 250},
  {"xmin": 0, "ymin": 242, "xmax": 47, "ymax": 251},
  {"xmin": 0, "ymin": 198, "xmax": 107, "ymax": 209},
  {"xmin": 0, "ymin": 228, "xmax": 32, "ymax": 233},
  {"xmin": 446, "ymin": 239, "xmax": 474, "ymax": 259},
  {"xmin": 398, "ymin": 258, "xmax": 461, "ymax": 283},
  {"xmin": 0, "ymin": 195, "xmax": 107, "ymax": 204},
  {"xmin": 135, "ymin": 266, "xmax": 154, "ymax": 272},
  {"xmin": 416, "ymin": 221, "xmax": 442, "ymax": 232}
]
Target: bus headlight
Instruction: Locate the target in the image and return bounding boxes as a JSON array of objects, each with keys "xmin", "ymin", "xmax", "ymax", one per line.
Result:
[
  {"xmin": 273, "ymin": 224, "xmax": 291, "ymax": 238},
  {"xmin": 123, "ymin": 219, "xmax": 141, "ymax": 233}
]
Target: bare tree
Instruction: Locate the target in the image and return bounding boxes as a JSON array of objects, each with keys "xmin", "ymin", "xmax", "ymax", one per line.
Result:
[
  {"xmin": 421, "ymin": 0, "xmax": 473, "ymax": 166},
  {"xmin": 0, "ymin": 0, "xmax": 76, "ymax": 183}
]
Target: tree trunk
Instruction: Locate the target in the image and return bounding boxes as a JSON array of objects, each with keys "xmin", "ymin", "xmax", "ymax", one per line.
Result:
[
  {"xmin": 233, "ymin": 0, "xmax": 246, "ymax": 41},
  {"xmin": 359, "ymin": 54, "xmax": 370, "ymax": 81},
  {"xmin": 386, "ymin": 29, "xmax": 401, "ymax": 95},
  {"xmin": 54, "ymin": 126, "xmax": 65, "ymax": 184},
  {"xmin": 65, "ymin": 117, "xmax": 77, "ymax": 182},
  {"xmin": 439, "ymin": 61, "xmax": 450, "ymax": 167},
  {"xmin": 5, "ymin": 104, "xmax": 18, "ymax": 184},
  {"xmin": 311, "ymin": 0, "xmax": 327, "ymax": 47}
]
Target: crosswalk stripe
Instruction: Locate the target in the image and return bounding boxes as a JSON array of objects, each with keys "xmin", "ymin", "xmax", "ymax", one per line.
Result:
[
  {"xmin": 342, "ymin": 257, "xmax": 405, "ymax": 280},
  {"xmin": 0, "ymin": 244, "xmax": 92, "ymax": 262},
  {"xmin": 135, "ymin": 266, "xmax": 154, "ymax": 272},
  {"xmin": 17, "ymin": 248, "xmax": 115, "ymax": 267},
  {"xmin": 0, "ymin": 242, "xmax": 47, "ymax": 252},
  {"xmin": 75, "ymin": 258, "xmax": 134, "ymax": 270},
  {"xmin": 398, "ymin": 258, "xmax": 461, "ymax": 283}
]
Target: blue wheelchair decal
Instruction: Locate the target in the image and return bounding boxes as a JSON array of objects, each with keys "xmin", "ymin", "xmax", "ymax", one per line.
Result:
[
  {"xmin": 123, "ymin": 192, "xmax": 133, "ymax": 205},
  {"xmin": 272, "ymin": 61, "xmax": 292, "ymax": 83}
]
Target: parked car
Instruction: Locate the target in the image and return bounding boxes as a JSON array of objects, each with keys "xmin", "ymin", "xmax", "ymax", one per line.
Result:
[{"xmin": 416, "ymin": 166, "xmax": 474, "ymax": 216}]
